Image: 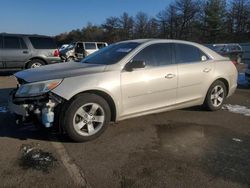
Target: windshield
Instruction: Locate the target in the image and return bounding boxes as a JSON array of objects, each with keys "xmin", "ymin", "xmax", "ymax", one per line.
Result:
[
  {"xmin": 81, "ymin": 42, "xmax": 140, "ymax": 65},
  {"xmin": 66, "ymin": 43, "xmax": 76, "ymax": 50},
  {"xmin": 213, "ymin": 45, "xmax": 227, "ymax": 52}
]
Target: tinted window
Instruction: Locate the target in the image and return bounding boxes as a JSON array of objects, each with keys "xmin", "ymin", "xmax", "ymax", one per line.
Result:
[
  {"xmin": 29, "ymin": 37, "xmax": 56, "ymax": 49},
  {"xmin": 97, "ymin": 43, "xmax": 106, "ymax": 49},
  {"xmin": 133, "ymin": 43, "xmax": 172, "ymax": 67},
  {"xmin": 82, "ymin": 42, "xmax": 140, "ymax": 65},
  {"xmin": 20, "ymin": 38, "xmax": 28, "ymax": 49},
  {"xmin": 228, "ymin": 44, "xmax": 241, "ymax": 51},
  {"xmin": 4, "ymin": 36, "xmax": 20, "ymax": 49},
  {"xmin": 175, "ymin": 43, "xmax": 202, "ymax": 63},
  {"xmin": 85, "ymin": 43, "xmax": 96, "ymax": 50}
]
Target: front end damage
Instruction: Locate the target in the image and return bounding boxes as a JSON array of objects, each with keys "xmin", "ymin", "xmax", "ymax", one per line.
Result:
[{"xmin": 8, "ymin": 78, "xmax": 64, "ymax": 129}]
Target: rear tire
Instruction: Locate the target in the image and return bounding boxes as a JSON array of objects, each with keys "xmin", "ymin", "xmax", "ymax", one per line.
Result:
[
  {"xmin": 27, "ymin": 59, "xmax": 45, "ymax": 69},
  {"xmin": 203, "ymin": 80, "xmax": 227, "ymax": 111},
  {"xmin": 62, "ymin": 93, "xmax": 111, "ymax": 142}
]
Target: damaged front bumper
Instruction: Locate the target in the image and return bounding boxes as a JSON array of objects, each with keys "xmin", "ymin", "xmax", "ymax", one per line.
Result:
[{"xmin": 8, "ymin": 90, "xmax": 63, "ymax": 128}]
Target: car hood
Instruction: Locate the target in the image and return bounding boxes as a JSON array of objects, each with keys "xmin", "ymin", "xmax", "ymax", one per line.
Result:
[{"xmin": 15, "ymin": 62, "xmax": 106, "ymax": 83}]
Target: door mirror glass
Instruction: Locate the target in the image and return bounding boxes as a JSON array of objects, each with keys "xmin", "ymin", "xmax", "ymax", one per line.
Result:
[
  {"xmin": 125, "ymin": 60, "xmax": 146, "ymax": 71},
  {"xmin": 201, "ymin": 55, "xmax": 207, "ymax": 61}
]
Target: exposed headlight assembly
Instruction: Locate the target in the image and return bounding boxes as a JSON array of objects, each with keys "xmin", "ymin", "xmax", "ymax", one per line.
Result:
[{"xmin": 15, "ymin": 79, "xmax": 63, "ymax": 97}]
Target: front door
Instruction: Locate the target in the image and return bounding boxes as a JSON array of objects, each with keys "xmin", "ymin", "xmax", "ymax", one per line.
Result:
[{"xmin": 121, "ymin": 43, "xmax": 177, "ymax": 116}]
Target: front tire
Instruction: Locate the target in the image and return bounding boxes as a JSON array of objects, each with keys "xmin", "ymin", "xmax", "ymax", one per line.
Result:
[
  {"xmin": 27, "ymin": 59, "xmax": 45, "ymax": 69},
  {"xmin": 62, "ymin": 93, "xmax": 111, "ymax": 142},
  {"xmin": 204, "ymin": 80, "xmax": 227, "ymax": 111}
]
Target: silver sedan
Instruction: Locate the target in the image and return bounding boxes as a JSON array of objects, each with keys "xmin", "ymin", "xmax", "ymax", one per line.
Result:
[{"xmin": 9, "ymin": 39, "xmax": 238, "ymax": 142}]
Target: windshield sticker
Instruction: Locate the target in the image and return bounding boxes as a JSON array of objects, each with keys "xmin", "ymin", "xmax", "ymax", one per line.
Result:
[{"xmin": 116, "ymin": 48, "xmax": 132, "ymax": 53}]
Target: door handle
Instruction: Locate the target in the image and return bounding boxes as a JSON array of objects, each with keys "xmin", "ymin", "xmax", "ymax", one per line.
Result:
[
  {"xmin": 23, "ymin": 50, "xmax": 29, "ymax": 54},
  {"xmin": 203, "ymin": 68, "xmax": 211, "ymax": 73},
  {"xmin": 165, "ymin": 74, "xmax": 175, "ymax": 79}
]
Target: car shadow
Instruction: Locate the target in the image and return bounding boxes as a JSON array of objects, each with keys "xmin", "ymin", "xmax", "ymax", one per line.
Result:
[
  {"xmin": 182, "ymin": 106, "xmax": 205, "ymax": 112},
  {"xmin": 0, "ymin": 112, "xmax": 73, "ymax": 143},
  {"xmin": 0, "ymin": 110, "xmax": 69, "ymax": 141}
]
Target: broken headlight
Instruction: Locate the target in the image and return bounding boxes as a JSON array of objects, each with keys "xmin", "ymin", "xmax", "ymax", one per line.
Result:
[{"xmin": 15, "ymin": 79, "xmax": 63, "ymax": 97}]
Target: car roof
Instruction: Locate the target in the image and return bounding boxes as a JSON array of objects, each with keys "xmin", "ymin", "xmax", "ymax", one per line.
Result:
[
  {"xmin": 0, "ymin": 33, "xmax": 52, "ymax": 38},
  {"xmin": 119, "ymin": 39, "xmax": 204, "ymax": 45},
  {"xmin": 119, "ymin": 39, "xmax": 228, "ymax": 61},
  {"xmin": 213, "ymin": 43, "xmax": 241, "ymax": 46}
]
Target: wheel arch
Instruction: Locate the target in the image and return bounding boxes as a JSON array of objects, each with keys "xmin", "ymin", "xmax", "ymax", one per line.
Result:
[
  {"xmin": 69, "ymin": 90, "xmax": 117, "ymax": 122},
  {"xmin": 205, "ymin": 77, "xmax": 229, "ymax": 100},
  {"xmin": 25, "ymin": 57, "xmax": 47, "ymax": 68},
  {"xmin": 216, "ymin": 78, "xmax": 229, "ymax": 96}
]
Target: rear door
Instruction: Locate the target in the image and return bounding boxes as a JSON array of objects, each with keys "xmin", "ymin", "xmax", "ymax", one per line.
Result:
[
  {"xmin": 28, "ymin": 36, "xmax": 57, "ymax": 58},
  {"xmin": 2, "ymin": 36, "xmax": 31, "ymax": 68},
  {"xmin": 0, "ymin": 35, "xmax": 3, "ymax": 68},
  {"xmin": 175, "ymin": 43, "xmax": 214, "ymax": 104},
  {"xmin": 84, "ymin": 42, "xmax": 97, "ymax": 56}
]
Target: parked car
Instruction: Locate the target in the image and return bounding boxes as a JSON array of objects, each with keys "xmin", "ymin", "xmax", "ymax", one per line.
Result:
[
  {"xmin": 59, "ymin": 42, "xmax": 108, "ymax": 62},
  {"xmin": 59, "ymin": 44, "xmax": 69, "ymax": 52},
  {"xmin": 245, "ymin": 63, "xmax": 250, "ymax": 83},
  {"xmin": 0, "ymin": 33, "xmax": 61, "ymax": 69},
  {"xmin": 206, "ymin": 43, "xmax": 243, "ymax": 64},
  {"xmin": 9, "ymin": 39, "xmax": 237, "ymax": 142}
]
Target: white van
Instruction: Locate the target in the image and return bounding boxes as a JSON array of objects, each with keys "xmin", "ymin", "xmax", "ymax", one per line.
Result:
[
  {"xmin": 84, "ymin": 42, "xmax": 108, "ymax": 56},
  {"xmin": 60, "ymin": 42, "xmax": 108, "ymax": 62}
]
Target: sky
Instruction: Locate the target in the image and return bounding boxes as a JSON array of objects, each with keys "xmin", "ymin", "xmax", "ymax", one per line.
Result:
[{"xmin": 0, "ymin": 0, "xmax": 171, "ymax": 36}]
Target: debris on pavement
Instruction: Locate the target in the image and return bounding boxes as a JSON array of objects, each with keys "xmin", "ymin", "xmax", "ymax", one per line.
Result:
[
  {"xmin": 222, "ymin": 104, "xmax": 250, "ymax": 116},
  {"xmin": 19, "ymin": 144, "xmax": 57, "ymax": 172},
  {"xmin": 0, "ymin": 106, "xmax": 8, "ymax": 113}
]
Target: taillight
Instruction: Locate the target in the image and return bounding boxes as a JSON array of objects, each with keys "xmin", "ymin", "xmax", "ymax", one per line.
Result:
[{"xmin": 54, "ymin": 49, "xmax": 59, "ymax": 57}]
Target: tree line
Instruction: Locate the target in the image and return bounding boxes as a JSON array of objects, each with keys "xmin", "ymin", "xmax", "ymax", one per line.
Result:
[{"xmin": 55, "ymin": 0, "xmax": 250, "ymax": 45}]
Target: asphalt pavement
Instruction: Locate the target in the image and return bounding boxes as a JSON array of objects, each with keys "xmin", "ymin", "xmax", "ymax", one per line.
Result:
[{"xmin": 0, "ymin": 69, "xmax": 249, "ymax": 188}]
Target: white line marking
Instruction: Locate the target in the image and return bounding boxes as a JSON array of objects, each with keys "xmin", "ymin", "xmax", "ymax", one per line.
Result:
[{"xmin": 49, "ymin": 136, "xmax": 91, "ymax": 188}]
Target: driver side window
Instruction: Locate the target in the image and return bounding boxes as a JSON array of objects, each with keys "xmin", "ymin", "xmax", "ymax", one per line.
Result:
[{"xmin": 133, "ymin": 43, "xmax": 172, "ymax": 67}]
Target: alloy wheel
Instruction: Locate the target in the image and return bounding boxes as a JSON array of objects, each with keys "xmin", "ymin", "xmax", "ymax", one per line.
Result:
[
  {"xmin": 73, "ymin": 103, "xmax": 105, "ymax": 136},
  {"xmin": 210, "ymin": 85, "xmax": 224, "ymax": 107}
]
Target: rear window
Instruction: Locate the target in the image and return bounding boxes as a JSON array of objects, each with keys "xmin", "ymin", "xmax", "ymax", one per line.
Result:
[
  {"xmin": 85, "ymin": 43, "xmax": 96, "ymax": 50},
  {"xmin": 4, "ymin": 36, "xmax": 20, "ymax": 49},
  {"xmin": 175, "ymin": 43, "xmax": 202, "ymax": 63},
  {"xmin": 228, "ymin": 45, "xmax": 242, "ymax": 51},
  {"xmin": 97, "ymin": 43, "xmax": 106, "ymax": 49},
  {"xmin": 29, "ymin": 37, "xmax": 56, "ymax": 49}
]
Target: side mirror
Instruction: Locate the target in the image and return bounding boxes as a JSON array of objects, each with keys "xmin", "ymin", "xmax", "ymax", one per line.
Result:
[
  {"xmin": 125, "ymin": 60, "xmax": 146, "ymax": 72},
  {"xmin": 201, "ymin": 55, "xmax": 207, "ymax": 61}
]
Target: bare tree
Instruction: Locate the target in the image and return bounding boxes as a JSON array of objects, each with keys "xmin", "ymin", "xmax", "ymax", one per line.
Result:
[
  {"xmin": 119, "ymin": 12, "xmax": 134, "ymax": 40},
  {"xmin": 134, "ymin": 12, "xmax": 150, "ymax": 38},
  {"xmin": 203, "ymin": 0, "xmax": 227, "ymax": 43},
  {"xmin": 102, "ymin": 16, "xmax": 121, "ymax": 42},
  {"xmin": 230, "ymin": 0, "xmax": 250, "ymax": 40}
]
